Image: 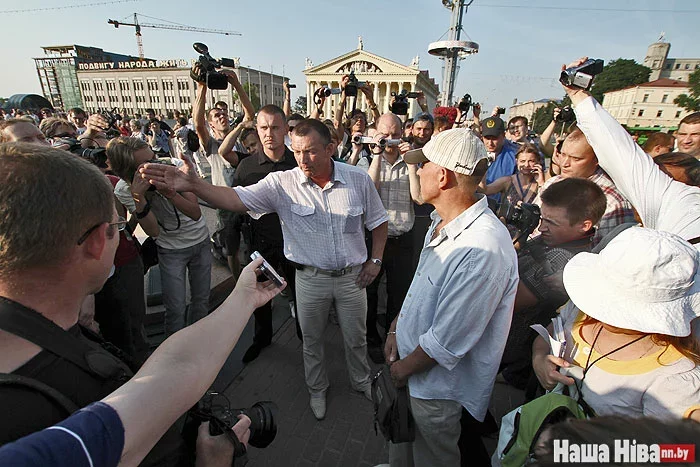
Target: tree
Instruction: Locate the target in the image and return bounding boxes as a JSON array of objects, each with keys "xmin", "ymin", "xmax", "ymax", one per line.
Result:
[
  {"xmin": 530, "ymin": 95, "xmax": 571, "ymax": 135},
  {"xmin": 589, "ymin": 58, "xmax": 651, "ymax": 104},
  {"xmin": 237, "ymin": 83, "xmax": 260, "ymax": 112},
  {"xmin": 673, "ymin": 69, "xmax": 700, "ymax": 112},
  {"xmin": 293, "ymin": 96, "xmax": 307, "ymax": 115}
]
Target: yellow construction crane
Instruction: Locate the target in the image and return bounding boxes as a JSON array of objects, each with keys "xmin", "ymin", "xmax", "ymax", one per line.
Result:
[{"xmin": 108, "ymin": 13, "xmax": 241, "ymax": 59}]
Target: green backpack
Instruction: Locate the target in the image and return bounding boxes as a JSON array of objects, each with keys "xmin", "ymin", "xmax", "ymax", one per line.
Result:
[{"xmin": 494, "ymin": 390, "xmax": 593, "ymax": 467}]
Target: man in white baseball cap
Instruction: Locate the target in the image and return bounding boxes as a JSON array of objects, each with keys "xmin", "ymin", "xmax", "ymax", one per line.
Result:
[{"xmin": 384, "ymin": 128, "xmax": 519, "ymax": 466}]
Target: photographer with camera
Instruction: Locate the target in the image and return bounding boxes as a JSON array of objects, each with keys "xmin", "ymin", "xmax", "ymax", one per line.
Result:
[
  {"xmin": 148, "ymin": 118, "xmax": 175, "ymax": 157},
  {"xmin": 191, "ymin": 56, "xmax": 255, "ymax": 278},
  {"xmin": 363, "ymin": 113, "xmax": 423, "ymax": 363},
  {"xmin": 499, "ymin": 178, "xmax": 606, "ymax": 390},
  {"xmin": 333, "ymin": 74, "xmax": 381, "ymax": 159},
  {"xmin": 0, "ymin": 146, "xmax": 284, "ymax": 466}
]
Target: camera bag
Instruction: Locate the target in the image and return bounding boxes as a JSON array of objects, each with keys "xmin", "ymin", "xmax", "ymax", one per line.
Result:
[{"xmin": 371, "ymin": 365, "xmax": 415, "ymax": 444}]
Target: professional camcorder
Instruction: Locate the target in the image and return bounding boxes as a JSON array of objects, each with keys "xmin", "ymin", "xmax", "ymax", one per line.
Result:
[
  {"xmin": 559, "ymin": 58, "xmax": 604, "ymax": 91},
  {"xmin": 504, "ymin": 202, "xmax": 541, "ymax": 245},
  {"xmin": 191, "ymin": 42, "xmax": 236, "ymax": 90},
  {"xmin": 184, "ymin": 392, "xmax": 278, "ymax": 465},
  {"xmin": 496, "ymin": 107, "xmax": 506, "ymax": 115},
  {"xmin": 390, "ymin": 90, "xmax": 421, "ymax": 115},
  {"xmin": 344, "ymin": 71, "xmax": 366, "ymax": 98}
]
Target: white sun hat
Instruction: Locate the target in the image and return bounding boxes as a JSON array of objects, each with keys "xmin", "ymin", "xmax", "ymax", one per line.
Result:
[{"xmin": 562, "ymin": 226, "xmax": 700, "ymax": 337}]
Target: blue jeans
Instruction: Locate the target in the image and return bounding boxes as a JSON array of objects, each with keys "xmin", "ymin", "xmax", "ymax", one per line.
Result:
[{"xmin": 158, "ymin": 238, "xmax": 212, "ymax": 336}]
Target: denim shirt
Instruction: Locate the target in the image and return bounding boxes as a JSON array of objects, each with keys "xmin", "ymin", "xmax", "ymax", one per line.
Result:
[
  {"xmin": 485, "ymin": 139, "xmax": 519, "ymax": 203},
  {"xmin": 395, "ymin": 195, "xmax": 518, "ymax": 421}
]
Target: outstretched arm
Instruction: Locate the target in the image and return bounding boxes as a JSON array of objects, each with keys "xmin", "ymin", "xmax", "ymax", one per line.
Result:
[{"xmin": 104, "ymin": 259, "xmax": 285, "ymax": 466}]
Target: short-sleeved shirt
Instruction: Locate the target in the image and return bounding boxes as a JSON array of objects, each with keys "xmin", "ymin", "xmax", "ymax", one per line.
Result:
[
  {"xmin": 0, "ymin": 402, "xmax": 124, "ymax": 467},
  {"xmin": 114, "ymin": 179, "xmax": 209, "ymax": 250},
  {"xmin": 395, "ymin": 195, "xmax": 518, "ymax": 421},
  {"xmin": 234, "ymin": 161, "xmax": 389, "ymax": 270},
  {"xmin": 559, "ymin": 303, "xmax": 700, "ymax": 420},
  {"xmin": 233, "ymin": 148, "xmax": 298, "ymax": 246},
  {"xmin": 204, "ymin": 137, "xmax": 235, "ymax": 187},
  {"xmin": 375, "ymin": 155, "xmax": 415, "ymax": 237},
  {"xmin": 485, "ymin": 139, "xmax": 519, "ymax": 202}
]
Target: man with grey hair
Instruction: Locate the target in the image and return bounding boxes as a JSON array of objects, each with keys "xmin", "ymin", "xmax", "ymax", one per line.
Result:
[{"xmin": 385, "ymin": 129, "xmax": 518, "ymax": 466}]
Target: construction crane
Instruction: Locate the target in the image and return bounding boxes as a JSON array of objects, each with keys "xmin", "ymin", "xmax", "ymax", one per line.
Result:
[{"xmin": 108, "ymin": 13, "xmax": 241, "ymax": 59}]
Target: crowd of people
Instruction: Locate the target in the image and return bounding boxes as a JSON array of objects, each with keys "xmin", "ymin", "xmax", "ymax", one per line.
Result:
[{"xmin": 0, "ymin": 55, "xmax": 699, "ymax": 467}]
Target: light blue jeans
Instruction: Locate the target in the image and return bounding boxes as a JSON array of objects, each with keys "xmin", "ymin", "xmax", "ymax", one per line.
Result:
[
  {"xmin": 158, "ymin": 238, "xmax": 212, "ymax": 336},
  {"xmin": 295, "ymin": 266, "xmax": 371, "ymax": 394}
]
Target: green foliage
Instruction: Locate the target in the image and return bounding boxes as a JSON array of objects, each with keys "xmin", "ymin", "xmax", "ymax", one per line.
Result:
[
  {"xmin": 238, "ymin": 83, "xmax": 261, "ymax": 112},
  {"xmin": 293, "ymin": 96, "xmax": 307, "ymax": 115},
  {"xmin": 673, "ymin": 69, "xmax": 700, "ymax": 112},
  {"xmin": 530, "ymin": 95, "xmax": 571, "ymax": 135},
  {"xmin": 590, "ymin": 58, "xmax": 651, "ymax": 103}
]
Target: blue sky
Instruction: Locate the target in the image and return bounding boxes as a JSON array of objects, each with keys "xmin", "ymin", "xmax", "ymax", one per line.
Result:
[{"xmin": 2, "ymin": 0, "xmax": 699, "ymax": 111}]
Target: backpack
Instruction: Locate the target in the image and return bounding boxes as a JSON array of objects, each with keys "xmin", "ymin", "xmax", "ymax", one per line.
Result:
[
  {"xmin": 186, "ymin": 128, "xmax": 200, "ymax": 152},
  {"xmin": 493, "ymin": 388, "xmax": 593, "ymax": 467}
]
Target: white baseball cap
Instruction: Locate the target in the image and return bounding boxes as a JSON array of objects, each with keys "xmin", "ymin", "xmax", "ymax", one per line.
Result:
[{"xmin": 404, "ymin": 128, "xmax": 488, "ymax": 175}]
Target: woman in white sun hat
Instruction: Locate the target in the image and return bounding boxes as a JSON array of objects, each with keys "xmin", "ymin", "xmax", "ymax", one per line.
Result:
[{"xmin": 532, "ymin": 226, "xmax": 700, "ymax": 420}]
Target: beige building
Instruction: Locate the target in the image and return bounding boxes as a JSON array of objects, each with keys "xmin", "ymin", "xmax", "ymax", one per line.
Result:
[
  {"xmin": 75, "ymin": 58, "xmax": 285, "ymax": 116},
  {"xmin": 643, "ymin": 38, "xmax": 700, "ymax": 82},
  {"xmin": 304, "ymin": 39, "xmax": 439, "ymax": 119},
  {"xmin": 507, "ymin": 99, "xmax": 553, "ymax": 125},
  {"xmin": 602, "ymin": 79, "xmax": 691, "ymax": 129}
]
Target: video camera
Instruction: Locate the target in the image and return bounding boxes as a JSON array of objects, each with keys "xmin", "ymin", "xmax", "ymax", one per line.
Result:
[
  {"xmin": 184, "ymin": 392, "xmax": 278, "ymax": 464},
  {"xmin": 344, "ymin": 71, "xmax": 366, "ymax": 98},
  {"xmin": 352, "ymin": 135, "xmax": 401, "ymax": 149},
  {"xmin": 390, "ymin": 90, "xmax": 421, "ymax": 116},
  {"xmin": 559, "ymin": 58, "xmax": 604, "ymax": 91},
  {"xmin": 191, "ymin": 42, "xmax": 236, "ymax": 90},
  {"xmin": 504, "ymin": 202, "xmax": 541, "ymax": 245},
  {"xmin": 458, "ymin": 93, "xmax": 477, "ymax": 114},
  {"xmin": 313, "ymin": 86, "xmax": 342, "ymax": 105}
]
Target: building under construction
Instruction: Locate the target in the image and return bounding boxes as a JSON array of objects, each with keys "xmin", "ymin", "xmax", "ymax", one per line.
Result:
[{"xmin": 33, "ymin": 44, "xmax": 286, "ymax": 115}]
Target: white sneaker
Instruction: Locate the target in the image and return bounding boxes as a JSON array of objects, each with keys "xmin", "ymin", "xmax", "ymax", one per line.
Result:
[{"xmin": 310, "ymin": 392, "xmax": 326, "ymax": 420}]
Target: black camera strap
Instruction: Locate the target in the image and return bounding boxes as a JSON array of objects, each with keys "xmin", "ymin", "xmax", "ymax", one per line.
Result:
[{"xmin": 0, "ymin": 297, "xmax": 132, "ymax": 381}]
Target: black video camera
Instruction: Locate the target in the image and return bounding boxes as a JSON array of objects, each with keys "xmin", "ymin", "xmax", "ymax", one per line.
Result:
[
  {"xmin": 344, "ymin": 71, "xmax": 366, "ymax": 98},
  {"xmin": 458, "ymin": 94, "xmax": 474, "ymax": 114},
  {"xmin": 504, "ymin": 203, "xmax": 541, "ymax": 244},
  {"xmin": 559, "ymin": 58, "xmax": 604, "ymax": 91},
  {"xmin": 96, "ymin": 107, "xmax": 123, "ymax": 139},
  {"xmin": 555, "ymin": 106, "xmax": 576, "ymax": 124},
  {"xmin": 390, "ymin": 90, "xmax": 420, "ymax": 115},
  {"xmin": 191, "ymin": 42, "xmax": 236, "ymax": 90},
  {"xmin": 184, "ymin": 392, "xmax": 278, "ymax": 465}
]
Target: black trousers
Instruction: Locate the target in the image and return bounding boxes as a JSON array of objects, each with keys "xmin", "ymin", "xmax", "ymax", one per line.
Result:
[{"xmin": 366, "ymin": 229, "xmax": 416, "ymax": 347}]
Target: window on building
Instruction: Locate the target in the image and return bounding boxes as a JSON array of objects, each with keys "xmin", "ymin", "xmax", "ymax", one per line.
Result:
[
  {"xmin": 676, "ymin": 110, "xmax": 682, "ymax": 118},
  {"xmin": 666, "ymin": 64, "xmax": 672, "ymax": 70},
  {"xmin": 661, "ymin": 94, "xmax": 668, "ymax": 103},
  {"xmin": 696, "ymin": 64, "xmax": 700, "ymax": 70},
  {"xmin": 675, "ymin": 63, "xmax": 681, "ymax": 70},
  {"xmin": 642, "ymin": 94, "xmax": 649, "ymax": 103},
  {"xmin": 638, "ymin": 109, "xmax": 644, "ymax": 117},
  {"xmin": 685, "ymin": 64, "xmax": 691, "ymax": 70},
  {"xmin": 656, "ymin": 110, "xmax": 663, "ymax": 118}
]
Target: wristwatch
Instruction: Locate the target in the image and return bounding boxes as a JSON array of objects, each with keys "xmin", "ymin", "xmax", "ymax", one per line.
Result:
[{"xmin": 370, "ymin": 258, "xmax": 382, "ymax": 266}]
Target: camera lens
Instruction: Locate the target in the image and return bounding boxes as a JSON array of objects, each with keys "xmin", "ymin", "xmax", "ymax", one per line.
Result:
[{"xmin": 243, "ymin": 401, "xmax": 278, "ymax": 448}]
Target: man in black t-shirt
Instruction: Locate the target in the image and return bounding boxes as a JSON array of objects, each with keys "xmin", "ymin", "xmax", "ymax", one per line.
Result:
[{"xmin": 234, "ymin": 104, "xmax": 300, "ymax": 363}]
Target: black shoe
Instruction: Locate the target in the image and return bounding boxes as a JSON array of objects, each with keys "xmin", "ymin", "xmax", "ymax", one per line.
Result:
[
  {"xmin": 242, "ymin": 343, "xmax": 263, "ymax": 363},
  {"xmin": 368, "ymin": 345, "xmax": 384, "ymax": 364}
]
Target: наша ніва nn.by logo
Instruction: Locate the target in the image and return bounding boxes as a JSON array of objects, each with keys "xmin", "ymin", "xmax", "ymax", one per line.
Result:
[{"xmin": 553, "ymin": 439, "xmax": 695, "ymax": 463}]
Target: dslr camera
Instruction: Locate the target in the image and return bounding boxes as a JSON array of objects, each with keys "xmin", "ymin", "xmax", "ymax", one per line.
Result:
[
  {"xmin": 555, "ymin": 106, "xmax": 576, "ymax": 124},
  {"xmin": 191, "ymin": 42, "xmax": 236, "ymax": 90},
  {"xmin": 344, "ymin": 71, "xmax": 366, "ymax": 98},
  {"xmin": 184, "ymin": 392, "xmax": 278, "ymax": 464},
  {"xmin": 504, "ymin": 202, "xmax": 541, "ymax": 244},
  {"xmin": 559, "ymin": 58, "xmax": 604, "ymax": 91},
  {"xmin": 52, "ymin": 138, "xmax": 109, "ymax": 169},
  {"xmin": 458, "ymin": 93, "xmax": 475, "ymax": 114},
  {"xmin": 390, "ymin": 90, "xmax": 420, "ymax": 116}
]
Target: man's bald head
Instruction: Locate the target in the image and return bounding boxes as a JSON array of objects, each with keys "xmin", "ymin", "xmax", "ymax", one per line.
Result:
[{"xmin": 376, "ymin": 113, "xmax": 402, "ymax": 139}]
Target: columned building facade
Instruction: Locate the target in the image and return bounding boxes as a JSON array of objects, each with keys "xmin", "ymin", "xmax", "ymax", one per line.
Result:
[{"xmin": 304, "ymin": 42, "xmax": 439, "ymax": 120}]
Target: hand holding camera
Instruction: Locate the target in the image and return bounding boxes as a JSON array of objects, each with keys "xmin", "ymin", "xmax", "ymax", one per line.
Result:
[{"xmin": 559, "ymin": 56, "xmax": 604, "ymax": 105}]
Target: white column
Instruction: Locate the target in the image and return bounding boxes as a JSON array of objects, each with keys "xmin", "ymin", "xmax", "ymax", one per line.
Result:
[
  {"xmin": 307, "ymin": 81, "xmax": 313, "ymax": 116},
  {"xmin": 373, "ymin": 80, "xmax": 379, "ymax": 108},
  {"xmin": 385, "ymin": 82, "xmax": 392, "ymax": 114},
  {"xmin": 324, "ymin": 81, "xmax": 332, "ymax": 117},
  {"xmin": 409, "ymin": 81, "xmax": 416, "ymax": 117}
]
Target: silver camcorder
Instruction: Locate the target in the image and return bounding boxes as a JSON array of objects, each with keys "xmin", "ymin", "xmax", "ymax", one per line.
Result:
[{"xmin": 559, "ymin": 59, "xmax": 604, "ymax": 90}]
